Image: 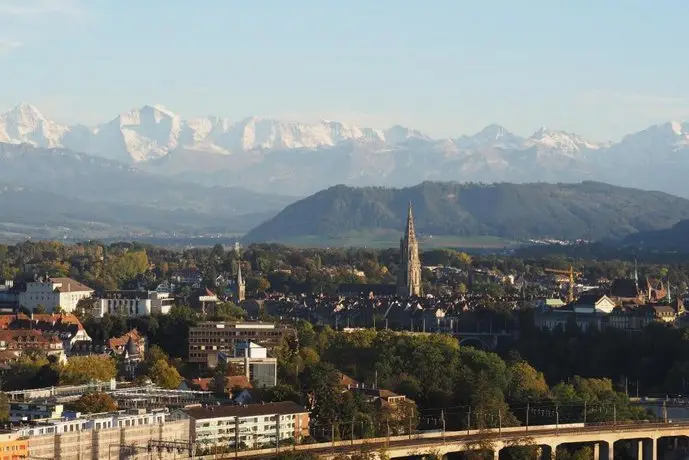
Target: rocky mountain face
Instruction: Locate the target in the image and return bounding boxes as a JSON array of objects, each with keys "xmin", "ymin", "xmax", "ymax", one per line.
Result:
[{"xmin": 2, "ymin": 104, "xmax": 689, "ymax": 197}]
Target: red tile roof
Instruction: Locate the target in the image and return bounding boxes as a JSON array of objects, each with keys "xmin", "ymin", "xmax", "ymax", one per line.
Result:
[{"xmin": 108, "ymin": 329, "xmax": 143, "ymax": 350}]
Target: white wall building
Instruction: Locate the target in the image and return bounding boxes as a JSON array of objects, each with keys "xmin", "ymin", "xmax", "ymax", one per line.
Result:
[
  {"xmin": 95, "ymin": 290, "xmax": 173, "ymax": 318},
  {"xmin": 19, "ymin": 277, "xmax": 94, "ymax": 313},
  {"xmin": 215, "ymin": 341, "xmax": 278, "ymax": 388},
  {"xmin": 178, "ymin": 401, "xmax": 309, "ymax": 451}
]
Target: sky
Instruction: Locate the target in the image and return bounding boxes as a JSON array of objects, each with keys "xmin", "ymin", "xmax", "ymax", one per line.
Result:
[{"xmin": 1, "ymin": 0, "xmax": 688, "ymax": 141}]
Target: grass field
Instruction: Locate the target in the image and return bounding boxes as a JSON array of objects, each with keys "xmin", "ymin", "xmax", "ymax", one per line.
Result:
[{"xmin": 275, "ymin": 230, "xmax": 515, "ymax": 249}]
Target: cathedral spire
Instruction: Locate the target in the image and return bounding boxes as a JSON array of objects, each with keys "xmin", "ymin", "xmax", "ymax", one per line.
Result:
[
  {"xmin": 235, "ymin": 258, "xmax": 246, "ymax": 303},
  {"xmin": 397, "ymin": 202, "xmax": 421, "ymax": 297},
  {"xmin": 406, "ymin": 201, "xmax": 416, "ymax": 239}
]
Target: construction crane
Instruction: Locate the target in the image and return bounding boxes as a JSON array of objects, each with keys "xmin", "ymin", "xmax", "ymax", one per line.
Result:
[{"xmin": 544, "ymin": 266, "xmax": 582, "ymax": 303}]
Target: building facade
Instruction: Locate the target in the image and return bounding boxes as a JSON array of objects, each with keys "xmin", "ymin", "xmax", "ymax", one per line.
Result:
[
  {"xmin": 216, "ymin": 341, "xmax": 278, "ymax": 388},
  {"xmin": 0, "ymin": 432, "xmax": 28, "ymax": 460},
  {"xmin": 94, "ymin": 290, "xmax": 173, "ymax": 318},
  {"xmin": 396, "ymin": 203, "xmax": 422, "ymax": 297},
  {"xmin": 188, "ymin": 322, "xmax": 292, "ymax": 364},
  {"xmin": 179, "ymin": 401, "xmax": 309, "ymax": 451},
  {"xmin": 20, "ymin": 408, "xmax": 189, "ymax": 460},
  {"xmin": 19, "ymin": 277, "xmax": 94, "ymax": 313},
  {"xmin": 9, "ymin": 402, "xmax": 64, "ymax": 422}
]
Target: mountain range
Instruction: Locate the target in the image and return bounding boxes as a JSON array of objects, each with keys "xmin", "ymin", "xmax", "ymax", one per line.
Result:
[
  {"xmin": 3, "ymin": 104, "xmax": 689, "ymax": 197},
  {"xmin": 0, "ymin": 142, "xmax": 294, "ymax": 241},
  {"xmin": 244, "ymin": 182, "xmax": 689, "ymax": 244}
]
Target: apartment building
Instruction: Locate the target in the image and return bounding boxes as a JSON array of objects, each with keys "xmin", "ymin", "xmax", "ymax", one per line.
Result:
[
  {"xmin": 0, "ymin": 432, "xmax": 28, "ymax": 460},
  {"xmin": 188, "ymin": 321, "xmax": 292, "ymax": 364},
  {"xmin": 179, "ymin": 401, "xmax": 309, "ymax": 451},
  {"xmin": 21, "ymin": 408, "xmax": 189, "ymax": 460}
]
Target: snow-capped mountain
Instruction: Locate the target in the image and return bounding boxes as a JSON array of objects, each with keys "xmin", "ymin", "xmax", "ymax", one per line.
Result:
[
  {"xmin": 4, "ymin": 102, "xmax": 689, "ymax": 198},
  {"xmin": 527, "ymin": 127, "xmax": 604, "ymax": 153},
  {"xmin": 0, "ymin": 104, "xmax": 428, "ymax": 163},
  {"xmin": 0, "ymin": 104, "xmax": 68, "ymax": 148},
  {"xmin": 454, "ymin": 124, "xmax": 526, "ymax": 150}
]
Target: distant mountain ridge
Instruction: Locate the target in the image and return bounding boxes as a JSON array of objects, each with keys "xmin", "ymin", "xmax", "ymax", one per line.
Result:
[
  {"xmin": 0, "ymin": 142, "xmax": 295, "ymax": 241},
  {"xmin": 5, "ymin": 104, "xmax": 689, "ymax": 198},
  {"xmin": 244, "ymin": 181, "xmax": 689, "ymax": 244}
]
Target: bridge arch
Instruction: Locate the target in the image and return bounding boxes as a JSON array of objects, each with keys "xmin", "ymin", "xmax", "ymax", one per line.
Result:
[{"xmin": 458, "ymin": 336, "xmax": 491, "ymax": 350}]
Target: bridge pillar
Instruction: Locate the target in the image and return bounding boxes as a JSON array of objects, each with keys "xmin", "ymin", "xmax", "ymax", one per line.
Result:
[
  {"xmin": 595, "ymin": 441, "xmax": 612, "ymax": 460},
  {"xmin": 540, "ymin": 444, "xmax": 556, "ymax": 460},
  {"xmin": 641, "ymin": 439, "xmax": 657, "ymax": 460}
]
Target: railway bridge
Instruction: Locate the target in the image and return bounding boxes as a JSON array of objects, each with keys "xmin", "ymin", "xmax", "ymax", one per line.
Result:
[{"xmin": 210, "ymin": 421, "xmax": 689, "ymax": 460}]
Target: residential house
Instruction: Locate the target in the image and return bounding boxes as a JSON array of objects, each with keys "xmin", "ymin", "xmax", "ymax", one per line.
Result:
[
  {"xmin": 572, "ymin": 294, "xmax": 616, "ymax": 314},
  {"xmin": 108, "ymin": 329, "xmax": 146, "ymax": 359},
  {"xmin": 172, "ymin": 268, "xmax": 203, "ymax": 287},
  {"xmin": 0, "ymin": 329, "xmax": 64, "ymax": 357},
  {"xmin": 7, "ymin": 313, "xmax": 91, "ymax": 353}
]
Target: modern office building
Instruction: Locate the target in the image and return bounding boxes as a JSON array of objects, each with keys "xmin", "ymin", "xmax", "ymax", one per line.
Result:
[{"xmin": 188, "ymin": 321, "xmax": 292, "ymax": 364}]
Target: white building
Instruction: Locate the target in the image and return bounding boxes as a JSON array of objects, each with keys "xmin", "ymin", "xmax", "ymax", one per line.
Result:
[
  {"xmin": 19, "ymin": 277, "xmax": 94, "ymax": 313},
  {"xmin": 213, "ymin": 341, "xmax": 278, "ymax": 388},
  {"xmin": 178, "ymin": 401, "xmax": 309, "ymax": 451},
  {"xmin": 95, "ymin": 290, "xmax": 173, "ymax": 318}
]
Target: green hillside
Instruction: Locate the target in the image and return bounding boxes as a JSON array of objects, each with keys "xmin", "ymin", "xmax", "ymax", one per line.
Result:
[{"xmin": 244, "ymin": 181, "xmax": 689, "ymax": 244}]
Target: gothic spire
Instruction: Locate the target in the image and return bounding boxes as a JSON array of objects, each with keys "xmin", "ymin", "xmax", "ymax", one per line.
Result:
[
  {"xmin": 397, "ymin": 201, "xmax": 421, "ymax": 297},
  {"xmin": 405, "ymin": 201, "xmax": 416, "ymax": 240}
]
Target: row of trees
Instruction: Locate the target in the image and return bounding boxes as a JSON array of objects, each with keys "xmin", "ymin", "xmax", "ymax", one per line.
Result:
[{"xmin": 260, "ymin": 321, "xmax": 647, "ymax": 443}]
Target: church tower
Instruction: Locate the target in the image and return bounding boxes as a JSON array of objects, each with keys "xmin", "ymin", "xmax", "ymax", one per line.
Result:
[
  {"xmin": 397, "ymin": 202, "xmax": 422, "ymax": 297},
  {"xmin": 235, "ymin": 261, "xmax": 246, "ymax": 303}
]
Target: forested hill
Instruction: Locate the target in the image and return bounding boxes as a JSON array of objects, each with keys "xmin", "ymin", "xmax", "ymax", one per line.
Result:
[
  {"xmin": 244, "ymin": 181, "xmax": 689, "ymax": 243},
  {"xmin": 623, "ymin": 219, "xmax": 689, "ymax": 250}
]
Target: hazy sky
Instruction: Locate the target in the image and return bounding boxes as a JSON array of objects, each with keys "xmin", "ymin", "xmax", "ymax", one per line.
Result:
[{"xmin": 1, "ymin": 0, "xmax": 688, "ymax": 141}]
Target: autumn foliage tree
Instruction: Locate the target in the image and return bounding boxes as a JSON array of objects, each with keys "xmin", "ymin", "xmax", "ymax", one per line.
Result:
[
  {"xmin": 59, "ymin": 355, "xmax": 117, "ymax": 385},
  {"xmin": 74, "ymin": 392, "xmax": 117, "ymax": 413}
]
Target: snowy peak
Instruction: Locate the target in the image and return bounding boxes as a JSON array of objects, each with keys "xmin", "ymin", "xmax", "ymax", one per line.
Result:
[
  {"xmin": 455, "ymin": 124, "xmax": 525, "ymax": 149},
  {"xmin": 619, "ymin": 121, "xmax": 689, "ymax": 149},
  {"xmin": 528, "ymin": 126, "xmax": 601, "ymax": 152},
  {"xmin": 384, "ymin": 125, "xmax": 430, "ymax": 144},
  {"xmin": 0, "ymin": 103, "xmax": 67, "ymax": 148}
]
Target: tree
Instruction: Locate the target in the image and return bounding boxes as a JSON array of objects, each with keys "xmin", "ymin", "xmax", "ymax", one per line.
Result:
[
  {"xmin": 34, "ymin": 304, "xmax": 46, "ymax": 314},
  {"xmin": 145, "ymin": 345, "xmax": 169, "ymax": 366},
  {"xmin": 296, "ymin": 320, "xmax": 317, "ymax": 348},
  {"xmin": 59, "ymin": 356, "xmax": 117, "ymax": 385},
  {"xmin": 0, "ymin": 393, "xmax": 8, "ymax": 422},
  {"xmin": 507, "ymin": 361, "xmax": 549, "ymax": 402},
  {"xmin": 148, "ymin": 359, "xmax": 182, "ymax": 389},
  {"xmin": 73, "ymin": 392, "xmax": 117, "ymax": 413},
  {"xmin": 212, "ymin": 302, "xmax": 246, "ymax": 321}
]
